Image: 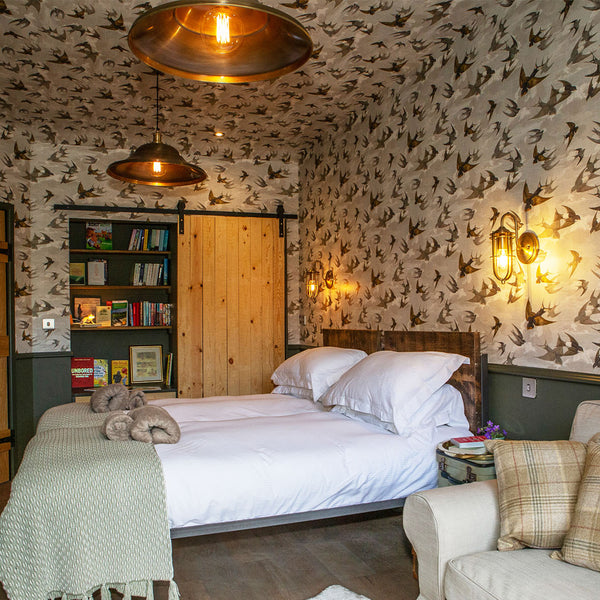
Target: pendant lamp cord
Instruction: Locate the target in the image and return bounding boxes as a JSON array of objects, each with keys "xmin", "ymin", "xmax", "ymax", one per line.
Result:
[{"xmin": 155, "ymin": 69, "xmax": 160, "ymax": 133}]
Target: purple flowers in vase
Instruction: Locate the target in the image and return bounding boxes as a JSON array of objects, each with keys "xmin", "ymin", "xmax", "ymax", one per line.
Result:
[{"xmin": 477, "ymin": 420, "xmax": 508, "ymax": 439}]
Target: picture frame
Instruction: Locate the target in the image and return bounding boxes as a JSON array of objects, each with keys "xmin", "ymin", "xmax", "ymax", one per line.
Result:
[{"xmin": 129, "ymin": 345, "xmax": 163, "ymax": 384}]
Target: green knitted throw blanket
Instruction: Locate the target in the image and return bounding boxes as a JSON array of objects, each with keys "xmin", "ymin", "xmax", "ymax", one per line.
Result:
[{"xmin": 0, "ymin": 406, "xmax": 178, "ymax": 600}]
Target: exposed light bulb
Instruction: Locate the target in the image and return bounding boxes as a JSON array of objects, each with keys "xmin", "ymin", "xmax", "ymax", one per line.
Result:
[
  {"xmin": 215, "ymin": 13, "xmax": 230, "ymax": 45},
  {"xmin": 153, "ymin": 161, "xmax": 163, "ymax": 175}
]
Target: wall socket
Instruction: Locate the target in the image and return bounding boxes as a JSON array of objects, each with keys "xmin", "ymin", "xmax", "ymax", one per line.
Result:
[
  {"xmin": 522, "ymin": 377, "xmax": 537, "ymax": 399},
  {"xmin": 42, "ymin": 318, "xmax": 55, "ymax": 330}
]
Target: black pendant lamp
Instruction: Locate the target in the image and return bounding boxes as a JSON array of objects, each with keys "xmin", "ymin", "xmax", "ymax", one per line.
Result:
[
  {"xmin": 107, "ymin": 71, "xmax": 207, "ymax": 187},
  {"xmin": 128, "ymin": 0, "xmax": 313, "ymax": 83}
]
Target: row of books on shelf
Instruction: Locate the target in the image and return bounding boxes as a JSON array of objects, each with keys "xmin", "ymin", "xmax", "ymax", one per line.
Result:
[
  {"xmin": 128, "ymin": 228, "xmax": 169, "ymax": 251},
  {"xmin": 72, "ymin": 298, "xmax": 172, "ymax": 327},
  {"xmin": 71, "ymin": 355, "xmax": 174, "ymax": 389},
  {"xmin": 132, "ymin": 259, "xmax": 169, "ymax": 286}
]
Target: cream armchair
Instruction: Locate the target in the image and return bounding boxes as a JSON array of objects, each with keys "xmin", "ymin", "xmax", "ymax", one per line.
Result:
[{"xmin": 403, "ymin": 400, "xmax": 600, "ymax": 600}]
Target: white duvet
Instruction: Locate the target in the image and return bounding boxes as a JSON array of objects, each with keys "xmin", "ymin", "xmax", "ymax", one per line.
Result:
[{"xmin": 151, "ymin": 394, "xmax": 470, "ymax": 530}]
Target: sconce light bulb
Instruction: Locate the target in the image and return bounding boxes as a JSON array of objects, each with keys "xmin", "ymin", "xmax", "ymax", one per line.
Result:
[{"xmin": 152, "ymin": 161, "xmax": 163, "ymax": 175}]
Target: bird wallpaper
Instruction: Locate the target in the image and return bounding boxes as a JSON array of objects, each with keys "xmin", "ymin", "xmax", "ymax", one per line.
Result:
[{"xmin": 1, "ymin": 0, "xmax": 600, "ymax": 374}]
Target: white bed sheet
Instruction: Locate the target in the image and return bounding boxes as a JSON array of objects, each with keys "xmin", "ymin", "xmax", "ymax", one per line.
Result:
[{"xmin": 151, "ymin": 394, "xmax": 471, "ymax": 530}]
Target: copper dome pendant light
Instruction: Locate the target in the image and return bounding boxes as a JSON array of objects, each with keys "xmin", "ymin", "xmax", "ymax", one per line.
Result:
[
  {"xmin": 107, "ymin": 71, "xmax": 207, "ymax": 187},
  {"xmin": 128, "ymin": 0, "xmax": 313, "ymax": 83}
]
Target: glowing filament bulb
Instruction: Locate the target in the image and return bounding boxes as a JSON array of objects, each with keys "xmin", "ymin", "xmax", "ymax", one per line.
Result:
[
  {"xmin": 153, "ymin": 161, "xmax": 163, "ymax": 175},
  {"xmin": 216, "ymin": 13, "xmax": 230, "ymax": 45},
  {"xmin": 496, "ymin": 249, "xmax": 509, "ymax": 271}
]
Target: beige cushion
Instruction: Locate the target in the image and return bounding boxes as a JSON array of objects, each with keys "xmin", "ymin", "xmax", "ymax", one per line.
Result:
[
  {"xmin": 486, "ymin": 439, "xmax": 587, "ymax": 550},
  {"xmin": 445, "ymin": 548, "xmax": 600, "ymax": 600},
  {"xmin": 554, "ymin": 433, "xmax": 600, "ymax": 571},
  {"xmin": 570, "ymin": 401, "xmax": 600, "ymax": 442}
]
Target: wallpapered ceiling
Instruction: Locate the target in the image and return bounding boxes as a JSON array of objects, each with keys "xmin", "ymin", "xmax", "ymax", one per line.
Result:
[{"xmin": 299, "ymin": 0, "xmax": 600, "ymax": 373}]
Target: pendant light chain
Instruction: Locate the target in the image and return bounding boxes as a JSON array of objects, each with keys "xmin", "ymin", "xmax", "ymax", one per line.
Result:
[{"xmin": 155, "ymin": 69, "xmax": 160, "ymax": 133}]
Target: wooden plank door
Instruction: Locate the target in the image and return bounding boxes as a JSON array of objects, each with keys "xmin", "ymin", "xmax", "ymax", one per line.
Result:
[
  {"xmin": 0, "ymin": 209, "xmax": 11, "ymax": 482},
  {"xmin": 177, "ymin": 215, "xmax": 285, "ymax": 397}
]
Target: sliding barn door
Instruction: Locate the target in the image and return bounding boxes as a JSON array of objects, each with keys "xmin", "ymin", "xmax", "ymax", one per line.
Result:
[{"xmin": 177, "ymin": 215, "xmax": 285, "ymax": 397}]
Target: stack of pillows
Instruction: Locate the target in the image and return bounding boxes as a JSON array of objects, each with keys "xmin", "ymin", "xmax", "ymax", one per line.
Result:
[
  {"xmin": 271, "ymin": 346, "xmax": 471, "ymax": 435},
  {"xmin": 485, "ymin": 435, "xmax": 600, "ymax": 572}
]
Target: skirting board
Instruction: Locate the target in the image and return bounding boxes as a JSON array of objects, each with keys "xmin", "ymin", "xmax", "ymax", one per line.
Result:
[{"xmin": 169, "ymin": 498, "xmax": 405, "ymax": 538}]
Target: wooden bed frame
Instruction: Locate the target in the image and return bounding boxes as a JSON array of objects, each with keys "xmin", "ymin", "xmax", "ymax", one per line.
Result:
[
  {"xmin": 170, "ymin": 328, "xmax": 484, "ymax": 538},
  {"xmin": 322, "ymin": 329, "xmax": 483, "ymax": 434}
]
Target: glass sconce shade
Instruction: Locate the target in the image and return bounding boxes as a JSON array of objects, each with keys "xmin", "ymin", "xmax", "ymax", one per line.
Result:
[
  {"xmin": 128, "ymin": 0, "xmax": 313, "ymax": 83},
  {"xmin": 306, "ymin": 270, "xmax": 319, "ymax": 299},
  {"xmin": 491, "ymin": 211, "xmax": 540, "ymax": 283}
]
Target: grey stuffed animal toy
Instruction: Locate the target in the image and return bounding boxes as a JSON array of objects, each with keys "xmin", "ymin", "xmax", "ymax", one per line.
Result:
[{"xmin": 90, "ymin": 383, "xmax": 146, "ymax": 413}]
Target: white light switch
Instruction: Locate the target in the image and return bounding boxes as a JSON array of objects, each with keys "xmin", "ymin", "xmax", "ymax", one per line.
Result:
[
  {"xmin": 42, "ymin": 318, "xmax": 55, "ymax": 330},
  {"xmin": 522, "ymin": 377, "xmax": 537, "ymax": 398}
]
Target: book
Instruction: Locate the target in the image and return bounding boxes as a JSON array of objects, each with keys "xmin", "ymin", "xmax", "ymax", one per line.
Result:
[
  {"xmin": 111, "ymin": 359, "xmax": 129, "ymax": 385},
  {"xmin": 73, "ymin": 297, "xmax": 101, "ymax": 324},
  {"xmin": 450, "ymin": 435, "xmax": 487, "ymax": 448},
  {"xmin": 96, "ymin": 305, "xmax": 111, "ymax": 327},
  {"xmin": 93, "ymin": 358, "xmax": 109, "ymax": 387},
  {"xmin": 110, "ymin": 300, "xmax": 128, "ymax": 326},
  {"xmin": 69, "ymin": 262, "xmax": 86, "ymax": 285},
  {"xmin": 87, "ymin": 259, "xmax": 107, "ymax": 285},
  {"xmin": 71, "ymin": 357, "xmax": 94, "ymax": 388},
  {"xmin": 164, "ymin": 352, "xmax": 173, "ymax": 387},
  {"xmin": 85, "ymin": 222, "xmax": 112, "ymax": 250}
]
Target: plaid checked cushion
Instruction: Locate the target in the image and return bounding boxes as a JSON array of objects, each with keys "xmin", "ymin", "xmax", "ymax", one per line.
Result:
[
  {"xmin": 486, "ymin": 439, "xmax": 587, "ymax": 551},
  {"xmin": 553, "ymin": 433, "xmax": 600, "ymax": 571}
]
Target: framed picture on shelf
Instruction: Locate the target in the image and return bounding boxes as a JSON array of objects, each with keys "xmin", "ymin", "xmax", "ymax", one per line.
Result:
[
  {"xmin": 129, "ymin": 345, "xmax": 163, "ymax": 384},
  {"xmin": 73, "ymin": 297, "xmax": 101, "ymax": 324}
]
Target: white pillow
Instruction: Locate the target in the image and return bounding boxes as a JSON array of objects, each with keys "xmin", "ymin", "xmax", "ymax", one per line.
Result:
[
  {"xmin": 271, "ymin": 347, "xmax": 368, "ymax": 401},
  {"xmin": 320, "ymin": 351, "xmax": 470, "ymax": 435},
  {"xmin": 271, "ymin": 385, "xmax": 314, "ymax": 401},
  {"xmin": 331, "ymin": 384, "xmax": 467, "ymax": 434}
]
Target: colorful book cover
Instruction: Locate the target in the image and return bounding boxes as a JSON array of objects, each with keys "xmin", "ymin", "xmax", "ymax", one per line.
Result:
[
  {"xmin": 111, "ymin": 360, "xmax": 129, "ymax": 385},
  {"xmin": 71, "ymin": 357, "xmax": 94, "ymax": 388},
  {"xmin": 93, "ymin": 358, "xmax": 109, "ymax": 387},
  {"xmin": 69, "ymin": 262, "xmax": 86, "ymax": 285},
  {"xmin": 85, "ymin": 222, "xmax": 112, "ymax": 250},
  {"xmin": 111, "ymin": 300, "xmax": 128, "ymax": 326}
]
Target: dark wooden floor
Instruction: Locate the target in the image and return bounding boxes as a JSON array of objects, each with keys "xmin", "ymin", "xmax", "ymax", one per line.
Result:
[{"xmin": 0, "ymin": 481, "xmax": 418, "ymax": 600}]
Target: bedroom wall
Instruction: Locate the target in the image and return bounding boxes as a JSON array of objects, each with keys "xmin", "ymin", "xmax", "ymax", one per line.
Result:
[
  {"xmin": 0, "ymin": 133, "xmax": 301, "ymax": 354},
  {"xmin": 298, "ymin": 0, "xmax": 600, "ymax": 379}
]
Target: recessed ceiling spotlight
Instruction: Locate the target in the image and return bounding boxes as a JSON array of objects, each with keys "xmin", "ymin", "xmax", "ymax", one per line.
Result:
[{"xmin": 214, "ymin": 131, "xmax": 225, "ymax": 137}]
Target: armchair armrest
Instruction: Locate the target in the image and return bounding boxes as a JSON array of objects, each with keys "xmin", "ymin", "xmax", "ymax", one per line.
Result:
[{"xmin": 403, "ymin": 480, "xmax": 500, "ymax": 600}]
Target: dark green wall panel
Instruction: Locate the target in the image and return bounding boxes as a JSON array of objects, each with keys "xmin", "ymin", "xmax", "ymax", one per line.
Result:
[
  {"xmin": 488, "ymin": 367, "xmax": 600, "ymax": 440},
  {"xmin": 13, "ymin": 353, "xmax": 71, "ymax": 468}
]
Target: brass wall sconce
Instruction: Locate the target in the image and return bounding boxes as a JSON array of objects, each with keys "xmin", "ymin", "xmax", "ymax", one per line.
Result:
[
  {"xmin": 306, "ymin": 269, "xmax": 319, "ymax": 299},
  {"xmin": 491, "ymin": 211, "xmax": 540, "ymax": 283},
  {"xmin": 305, "ymin": 265, "xmax": 334, "ymax": 298}
]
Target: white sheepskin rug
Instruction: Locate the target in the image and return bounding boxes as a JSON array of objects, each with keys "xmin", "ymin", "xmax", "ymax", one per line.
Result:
[{"xmin": 307, "ymin": 585, "xmax": 371, "ymax": 600}]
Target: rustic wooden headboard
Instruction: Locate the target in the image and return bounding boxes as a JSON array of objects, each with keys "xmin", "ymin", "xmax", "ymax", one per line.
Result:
[{"xmin": 322, "ymin": 329, "xmax": 482, "ymax": 434}]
